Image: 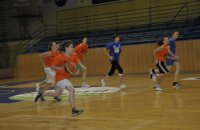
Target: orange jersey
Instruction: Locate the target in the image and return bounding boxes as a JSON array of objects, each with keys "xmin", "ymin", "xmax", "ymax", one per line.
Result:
[
  {"xmin": 74, "ymin": 42, "xmax": 88, "ymax": 60},
  {"xmin": 44, "ymin": 50, "xmax": 60, "ymax": 67},
  {"xmin": 156, "ymin": 43, "xmax": 168, "ymax": 62},
  {"xmin": 52, "ymin": 53, "xmax": 80, "ymax": 81}
]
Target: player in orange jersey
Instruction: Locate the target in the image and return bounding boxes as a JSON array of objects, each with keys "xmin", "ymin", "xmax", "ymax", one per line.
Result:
[
  {"xmin": 74, "ymin": 37, "xmax": 90, "ymax": 88},
  {"xmin": 150, "ymin": 37, "xmax": 177, "ymax": 91},
  {"xmin": 35, "ymin": 40, "xmax": 84, "ymax": 117},
  {"xmin": 35, "ymin": 41, "xmax": 60, "ymax": 101}
]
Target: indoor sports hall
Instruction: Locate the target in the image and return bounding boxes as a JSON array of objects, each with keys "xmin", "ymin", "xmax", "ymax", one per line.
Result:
[{"xmin": 0, "ymin": 0, "xmax": 200, "ymax": 130}]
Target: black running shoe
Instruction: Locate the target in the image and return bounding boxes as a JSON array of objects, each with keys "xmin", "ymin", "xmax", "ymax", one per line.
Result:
[
  {"xmin": 41, "ymin": 95, "xmax": 45, "ymax": 101},
  {"xmin": 34, "ymin": 91, "xmax": 43, "ymax": 102},
  {"xmin": 54, "ymin": 96, "xmax": 61, "ymax": 102},
  {"xmin": 72, "ymin": 108, "xmax": 84, "ymax": 117},
  {"xmin": 172, "ymin": 82, "xmax": 182, "ymax": 89}
]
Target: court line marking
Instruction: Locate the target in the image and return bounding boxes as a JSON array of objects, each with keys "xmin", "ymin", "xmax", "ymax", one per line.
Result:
[
  {"xmin": 129, "ymin": 120, "xmax": 157, "ymax": 130},
  {"xmin": 0, "ymin": 90, "xmax": 15, "ymax": 96},
  {"xmin": 0, "ymin": 86, "xmax": 153, "ymax": 116},
  {"xmin": 0, "ymin": 87, "xmax": 158, "ymax": 129},
  {"xmin": 0, "ymin": 123, "xmax": 33, "ymax": 127},
  {"xmin": 0, "ymin": 115, "xmax": 157, "ymax": 129},
  {"xmin": 181, "ymin": 77, "xmax": 200, "ymax": 80},
  {"xmin": 0, "ymin": 114, "xmax": 154, "ymax": 121},
  {"xmin": 0, "ymin": 85, "xmax": 9, "ymax": 88},
  {"xmin": 0, "ymin": 120, "xmax": 156, "ymax": 130},
  {"xmin": 0, "ymin": 85, "xmax": 15, "ymax": 96}
]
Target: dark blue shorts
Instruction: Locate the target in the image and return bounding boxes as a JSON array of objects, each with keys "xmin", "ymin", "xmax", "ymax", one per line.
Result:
[{"xmin": 166, "ymin": 59, "xmax": 174, "ymax": 66}]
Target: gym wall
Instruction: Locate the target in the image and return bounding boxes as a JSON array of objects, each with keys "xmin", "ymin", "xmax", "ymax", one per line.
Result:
[{"xmin": 14, "ymin": 39, "xmax": 200, "ymax": 78}]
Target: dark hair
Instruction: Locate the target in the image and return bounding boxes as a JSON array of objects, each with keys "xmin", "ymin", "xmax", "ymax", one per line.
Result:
[
  {"xmin": 113, "ymin": 34, "xmax": 119, "ymax": 40},
  {"xmin": 48, "ymin": 42, "xmax": 54, "ymax": 50},
  {"xmin": 54, "ymin": 41, "xmax": 60, "ymax": 45},
  {"xmin": 172, "ymin": 31, "xmax": 178, "ymax": 34},
  {"xmin": 61, "ymin": 40, "xmax": 73, "ymax": 51},
  {"xmin": 83, "ymin": 36, "xmax": 87, "ymax": 39},
  {"xmin": 157, "ymin": 41, "xmax": 164, "ymax": 46},
  {"xmin": 156, "ymin": 36, "xmax": 166, "ymax": 46}
]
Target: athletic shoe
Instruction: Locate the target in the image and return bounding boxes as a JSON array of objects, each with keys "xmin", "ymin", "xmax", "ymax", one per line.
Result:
[
  {"xmin": 54, "ymin": 96, "xmax": 62, "ymax": 101},
  {"xmin": 120, "ymin": 84, "xmax": 127, "ymax": 89},
  {"xmin": 149, "ymin": 69, "xmax": 157, "ymax": 82},
  {"xmin": 149, "ymin": 69, "xmax": 153, "ymax": 79},
  {"xmin": 41, "ymin": 96, "xmax": 45, "ymax": 101},
  {"xmin": 101, "ymin": 79, "xmax": 106, "ymax": 87},
  {"xmin": 82, "ymin": 82, "xmax": 90, "ymax": 88},
  {"xmin": 153, "ymin": 85, "xmax": 162, "ymax": 91},
  {"xmin": 72, "ymin": 108, "xmax": 84, "ymax": 117},
  {"xmin": 172, "ymin": 82, "xmax": 182, "ymax": 89},
  {"xmin": 34, "ymin": 91, "xmax": 44, "ymax": 102},
  {"xmin": 152, "ymin": 75, "xmax": 157, "ymax": 82}
]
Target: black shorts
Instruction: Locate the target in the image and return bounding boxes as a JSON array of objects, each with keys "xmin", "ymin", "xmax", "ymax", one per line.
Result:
[{"xmin": 156, "ymin": 61, "xmax": 169, "ymax": 74}]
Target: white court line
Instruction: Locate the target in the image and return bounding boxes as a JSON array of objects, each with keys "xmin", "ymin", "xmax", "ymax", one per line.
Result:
[
  {"xmin": 0, "ymin": 90, "xmax": 15, "ymax": 96},
  {"xmin": 0, "ymin": 123, "xmax": 33, "ymax": 127},
  {"xmin": 181, "ymin": 77, "xmax": 200, "ymax": 80},
  {"xmin": 0, "ymin": 85, "xmax": 9, "ymax": 88},
  {"xmin": 0, "ymin": 85, "xmax": 15, "ymax": 95},
  {"xmin": 129, "ymin": 120, "xmax": 157, "ymax": 130},
  {"xmin": 0, "ymin": 114, "xmax": 154, "ymax": 121}
]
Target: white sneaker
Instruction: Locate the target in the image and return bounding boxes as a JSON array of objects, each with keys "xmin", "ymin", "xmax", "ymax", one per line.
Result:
[
  {"xmin": 152, "ymin": 75, "xmax": 157, "ymax": 82},
  {"xmin": 149, "ymin": 69, "xmax": 153, "ymax": 78},
  {"xmin": 149, "ymin": 69, "xmax": 157, "ymax": 82},
  {"xmin": 154, "ymin": 86, "xmax": 162, "ymax": 91},
  {"xmin": 172, "ymin": 82, "xmax": 182, "ymax": 89},
  {"xmin": 120, "ymin": 84, "xmax": 127, "ymax": 89},
  {"xmin": 36, "ymin": 83, "xmax": 40, "ymax": 92},
  {"xmin": 101, "ymin": 79, "xmax": 106, "ymax": 87},
  {"xmin": 82, "ymin": 82, "xmax": 90, "ymax": 88}
]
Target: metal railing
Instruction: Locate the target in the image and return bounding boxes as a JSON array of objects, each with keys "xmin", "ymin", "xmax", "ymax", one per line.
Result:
[
  {"xmin": 58, "ymin": 0, "xmax": 200, "ymax": 33},
  {"xmin": 16, "ymin": 0, "xmax": 200, "ymax": 54},
  {"xmin": 16, "ymin": 25, "xmax": 57, "ymax": 54}
]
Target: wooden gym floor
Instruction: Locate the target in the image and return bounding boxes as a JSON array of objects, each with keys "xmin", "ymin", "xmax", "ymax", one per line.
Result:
[{"xmin": 0, "ymin": 73, "xmax": 200, "ymax": 130}]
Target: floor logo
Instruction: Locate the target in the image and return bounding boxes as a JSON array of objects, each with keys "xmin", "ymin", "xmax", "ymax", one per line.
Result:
[{"xmin": 0, "ymin": 86, "xmax": 120, "ymax": 103}]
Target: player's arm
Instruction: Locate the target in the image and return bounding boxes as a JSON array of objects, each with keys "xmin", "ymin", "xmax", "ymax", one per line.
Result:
[
  {"xmin": 39, "ymin": 52, "xmax": 51, "ymax": 67},
  {"xmin": 83, "ymin": 44, "xmax": 88, "ymax": 55},
  {"xmin": 78, "ymin": 61, "xmax": 87, "ymax": 71},
  {"xmin": 51, "ymin": 66, "xmax": 63, "ymax": 70},
  {"xmin": 153, "ymin": 46, "xmax": 164, "ymax": 63},
  {"xmin": 166, "ymin": 55, "xmax": 176, "ymax": 60},
  {"xmin": 153, "ymin": 46, "xmax": 164, "ymax": 55},
  {"xmin": 77, "ymin": 60, "xmax": 88, "ymax": 83},
  {"xmin": 51, "ymin": 56, "xmax": 64, "ymax": 70},
  {"xmin": 104, "ymin": 48, "xmax": 113, "ymax": 60},
  {"xmin": 40, "ymin": 52, "xmax": 51, "ymax": 58},
  {"xmin": 167, "ymin": 46, "xmax": 179, "ymax": 60}
]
